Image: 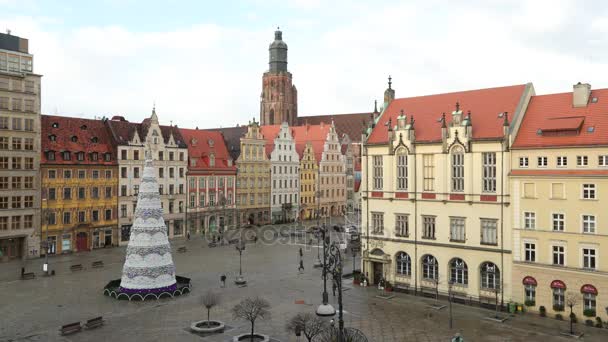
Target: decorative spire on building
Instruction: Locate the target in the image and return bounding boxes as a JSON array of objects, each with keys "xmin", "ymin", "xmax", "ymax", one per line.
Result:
[
  {"xmin": 119, "ymin": 154, "xmax": 177, "ymax": 295},
  {"xmin": 383, "ymin": 75, "xmax": 395, "ymax": 108}
]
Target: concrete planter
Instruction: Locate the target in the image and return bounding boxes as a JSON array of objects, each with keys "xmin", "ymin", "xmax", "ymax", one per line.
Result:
[
  {"xmin": 233, "ymin": 333, "xmax": 270, "ymax": 342},
  {"xmin": 190, "ymin": 320, "xmax": 225, "ymax": 333}
]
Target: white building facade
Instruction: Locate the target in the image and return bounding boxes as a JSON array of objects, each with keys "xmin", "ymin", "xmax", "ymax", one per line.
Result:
[{"xmin": 269, "ymin": 122, "xmax": 300, "ymax": 223}]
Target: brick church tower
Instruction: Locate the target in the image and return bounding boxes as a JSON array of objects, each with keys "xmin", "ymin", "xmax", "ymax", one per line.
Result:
[{"xmin": 260, "ymin": 28, "xmax": 298, "ymax": 126}]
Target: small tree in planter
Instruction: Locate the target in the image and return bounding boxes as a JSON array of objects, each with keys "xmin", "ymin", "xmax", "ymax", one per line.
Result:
[
  {"xmin": 353, "ymin": 273, "xmax": 361, "ymax": 286},
  {"xmin": 566, "ymin": 292, "xmax": 581, "ymax": 335},
  {"xmin": 232, "ymin": 296, "xmax": 271, "ymax": 342},
  {"xmin": 285, "ymin": 312, "xmax": 326, "ymax": 342},
  {"xmin": 191, "ymin": 291, "xmax": 224, "ymax": 333},
  {"xmin": 202, "ymin": 291, "xmax": 220, "ymax": 327}
]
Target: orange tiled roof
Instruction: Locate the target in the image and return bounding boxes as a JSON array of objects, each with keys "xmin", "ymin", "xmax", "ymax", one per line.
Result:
[
  {"xmin": 260, "ymin": 123, "xmax": 331, "ymax": 164},
  {"xmin": 298, "ymin": 112, "xmax": 371, "ymax": 143},
  {"xmin": 512, "ymin": 88, "xmax": 608, "ymax": 148},
  {"xmin": 41, "ymin": 115, "xmax": 116, "ymax": 165},
  {"xmin": 367, "ymin": 84, "xmax": 527, "ymax": 144},
  {"xmin": 179, "ymin": 128, "xmax": 236, "ymax": 172}
]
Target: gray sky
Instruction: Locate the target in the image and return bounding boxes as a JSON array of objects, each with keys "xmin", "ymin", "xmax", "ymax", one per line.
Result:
[{"xmin": 1, "ymin": 0, "xmax": 606, "ymax": 128}]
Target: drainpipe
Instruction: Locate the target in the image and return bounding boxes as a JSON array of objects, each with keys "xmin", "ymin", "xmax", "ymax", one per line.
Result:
[
  {"xmin": 500, "ymin": 142, "xmax": 505, "ymax": 308},
  {"xmin": 413, "ymin": 147, "xmax": 418, "ymax": 296},
  {"xmin": 364, "ymin": 143, "xmax": 369, "ymax": 280}
]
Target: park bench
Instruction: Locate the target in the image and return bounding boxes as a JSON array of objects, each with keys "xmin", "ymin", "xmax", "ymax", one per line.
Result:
[
  {"xmin": 60, "ymin": 322, "xmax": 82, "ymax": 335},
  {"xmin": 84, "ymin": 316, "xmax": 104, "ymax": 330},
  {"xmin": 21, "ymin": 272, "xmax": 36, "ymax": 280},
  {"xmin": 91, "ymin": 260, "xmax": 104, "ymax": 268},
  {"xmin": 177, "ymin": 246, "xmax": 187, "ymax": 253},
  {"xmin": 70, "ymin": 264, "xmax": 83, "ymax": 272}
]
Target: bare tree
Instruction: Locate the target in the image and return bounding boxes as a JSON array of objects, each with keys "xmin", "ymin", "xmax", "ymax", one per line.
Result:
[
  {"xmin": 285, "ymin": 312, "xmax": 326, "ymax": 342},
  {"xmin": 232, "ymin": 297, "xmax": 271, "ymax": 341},
  {"xmin": 201, "ymin": 290, "xmax": 220, "ymax": 327},
  {"xmin": 566, "ymin": 292, "xmax": 581, "ymax": 335}
]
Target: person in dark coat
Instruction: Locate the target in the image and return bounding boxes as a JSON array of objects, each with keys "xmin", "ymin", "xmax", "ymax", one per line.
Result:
[{"xmin": 220, "ymin": 274, "xmax": 226, "ymax": 288}]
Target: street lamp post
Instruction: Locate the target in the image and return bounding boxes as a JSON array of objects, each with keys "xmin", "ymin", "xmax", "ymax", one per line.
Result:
[
  {"xmin": 316, "ymin": 224, "xmax": 336, "ymax": 317},
  {"xmin": 235, "ymin": 240, "xmax": 247, "ymax": 285}
]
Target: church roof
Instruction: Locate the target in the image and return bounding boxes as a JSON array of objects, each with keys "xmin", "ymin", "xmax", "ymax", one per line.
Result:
[{"xmin": 298, "ymin": 112, "xmax": 372, "ymax": 143}]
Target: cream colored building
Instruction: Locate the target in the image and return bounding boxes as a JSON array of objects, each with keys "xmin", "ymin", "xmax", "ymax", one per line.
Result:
[
  {"xmin": 319, "ymin": 122, "xmax": 346, "ymax": 217},
  {"xmin": 106, "ymin": 109, "xmax": 188, "ymax": 244},
  {"xmin": 511, "ymin": 83, "xmax": 608, "ymax": 320},
  {"xmin": 361, "ymin": 81, "xmax": 533, "ymax": 307},
  {"xmin": 0, "ymin": 32, "xmax": 41, "ymax": 261}
]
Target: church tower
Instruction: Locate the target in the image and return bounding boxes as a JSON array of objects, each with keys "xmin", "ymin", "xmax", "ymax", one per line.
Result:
[{"xmin": 260, "ymin": 28, "xmax": 298, "ymax": 126}]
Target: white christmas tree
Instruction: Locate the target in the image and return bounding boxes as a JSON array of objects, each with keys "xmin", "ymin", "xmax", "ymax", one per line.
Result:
[{"xmin": 119, "ymin": 153, "xmax": 177, "ymax": 294}]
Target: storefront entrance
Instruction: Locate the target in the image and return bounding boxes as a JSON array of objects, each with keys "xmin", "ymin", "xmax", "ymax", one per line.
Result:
[
  {"xmin": 76, "ymin": 232, "xmax": 88, "ymax": 252},
  {"xmin": 0, "ymin": 237, "xmax": 24, "ymax": 261},
  {"xmin": 373, "ymin": 262, "xmax": 384, "ymax": 285}
]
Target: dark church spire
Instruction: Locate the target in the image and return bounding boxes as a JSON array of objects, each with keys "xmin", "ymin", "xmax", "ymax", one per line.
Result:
[{"xmin": 269, "ymin": 27, "xmax": 288, "ymax": 73}]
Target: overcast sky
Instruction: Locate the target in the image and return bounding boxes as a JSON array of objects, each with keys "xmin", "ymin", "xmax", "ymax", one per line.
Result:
[{"xmin": 1, "ymin": 0, "xmax": 607, "ymax": 128}]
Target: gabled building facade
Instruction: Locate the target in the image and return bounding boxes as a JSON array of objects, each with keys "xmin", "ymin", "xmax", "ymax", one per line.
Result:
[
  {"xmin": 236, "ymin": 119, "xmax": 270, "ymax": 225},
  {"xmin": 318, "ymin": 122, "xmax": 346, "ymax": 217},
  {"xmin": 510, "ymin": 83, "xmax": 608, "ymax": 320},
  {"xmin": 299, "ymin": 142, "xmax": 318, "ymax": 220},
  {"xmin": 41, "ymin": 115, "xmax": 118, "ymax": 253},
  {"xmin": 361, "ymin": 81, "xmax": 534, "ymax": 307},
  {"xmin": 180, "ymin": 128, "xmax": 237, "ymax": 238},
  {"xmin": 106, "ymin": 109, "xmax": 188, "ymax": 244}
]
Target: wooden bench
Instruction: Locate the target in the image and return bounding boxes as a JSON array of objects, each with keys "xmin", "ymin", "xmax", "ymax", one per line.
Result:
[
  {"xmin": 91, "ymin": 260, "xmax": 104, "ymax": 268},
  {"xmin": 84, "ymin": 316, "xmax": 104, "ymax": 330},
  {"xmin": 177, "ymin": 246, "xmax": 187, "ymax": 253},
  {"xmin": 60, "ymin": 322, "xmax": 82, "ymax": 335},
  {"xmin": 70, "ymin": 264, "xmax": 83, "ymax": 272},
  {"xmin": 21, "ymin": 272, "xmax": 36, "ymax": 280}
]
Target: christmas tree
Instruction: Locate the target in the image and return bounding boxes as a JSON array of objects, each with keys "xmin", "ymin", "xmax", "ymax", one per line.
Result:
[{"xmin": 119, "ymin": 153, "xmax": 177, "ymax": 295}]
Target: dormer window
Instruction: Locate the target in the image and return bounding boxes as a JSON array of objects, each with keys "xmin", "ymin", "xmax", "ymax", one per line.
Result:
[
  {"xmin": 62, "ymin": 151, "xmax": 71, "ymax": 161},
  {"xmin": 51, "ymin": 122, "xmax": 59, "ymax": 128},
  {"xmin": 49, "ymin": 134, "xmax": 56, "ymax": 141},
  {"xmin": 104, "ymin": 153, "xmax": 111, "ymax": 161},
  {"xmin": 47, "ymin": 151, "xmax": 55, "ymax": 160},
  {"xmin": 209, "ymin": 154, "xmax": 215, "ymax": 167},
  {"xmin": 80, "ymin": 125, "xmax": 87, "ymax": 130},
  {"xmin": 91, "ymin": 137, "xmax": 99, "ymax": 143},
  {"xmin": 191, "ymin": 158, "xmax": 197, "ymax": 167},
  {"xmin": 228, "ymin": 159, "xmax": 233, "ymax": 167},
  {"xmin": 71, "ymin": 136, "xmax": 78, "ymax": 142},
  {"xmin": 77, "ymin": 152, "xmax": 84, "ymax": 161},
  {"xmin": 91, "ymin": 152, "xmax": 99, "ymax": 161}
]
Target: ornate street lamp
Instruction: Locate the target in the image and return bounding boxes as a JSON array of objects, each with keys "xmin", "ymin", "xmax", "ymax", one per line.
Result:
[
  {"xmin": 316, "ymin": 224, "xmax": 336, "ymax": 317},
  {"xmin": 235, "ymin": 239, "xmax": 247, "ymax": 285}
]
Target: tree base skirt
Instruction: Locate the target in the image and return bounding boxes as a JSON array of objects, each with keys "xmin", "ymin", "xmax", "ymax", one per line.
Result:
[{"xmin": 103, "ymin": 276, "xmax": 191, "ymax": 301}]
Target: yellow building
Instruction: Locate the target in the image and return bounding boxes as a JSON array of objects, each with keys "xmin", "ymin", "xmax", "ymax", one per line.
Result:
[
  {"xmin": 236, "ymin": 119, "xmax": 270, "ymax": 225},
  {"xmin": 41, "ymin": 115, "xmax": 118, "ymax": 254},
  {"xmin": 511, "ymin": 83, "xmax": 608, "ymax": 320},
  {"xmin": 299, "ymin": 142, "xmax": 318, "ymax": 220},
  {"xmin": 361, "ymin": 81, "xmax": 533, "ymax": 307}
]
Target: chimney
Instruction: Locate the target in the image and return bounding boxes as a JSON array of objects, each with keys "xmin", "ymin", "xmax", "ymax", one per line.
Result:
[{"xmin": 573, "ymin": 82, "xmax": 591, "ymax": 107}]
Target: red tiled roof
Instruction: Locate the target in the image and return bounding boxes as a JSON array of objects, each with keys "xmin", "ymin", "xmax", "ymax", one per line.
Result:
[
  {"xmin": 207, "ymin": 126, "xmax": 247, "ymax": 161},
  {"xmin": 179, "ymin": 128, "xmax": 236, "ymax": 172},
  {"xmin": 41, "ymin": 115, "xmax": 116, "ymax": 165},
  {"xmin": 512, "ymin": 88, "xmax": 608, "ymax": 148},
  {"xmin": 367, "ymin": 84, "xmax": 527, "ymax": 144},
  {"xmin": 106, "ymin": 117, "xmax": 187, "ymax": 148},
  {"xmin": 298, "ymin": 113, "xmax": 371, "ymax": 143},
  {"xmin": 260, "ymin": 124, "xmax": 331, "ymax": 164},
  {"xmin": 510, "ymin": 169, "xmax": 608, "ymax": 177}
]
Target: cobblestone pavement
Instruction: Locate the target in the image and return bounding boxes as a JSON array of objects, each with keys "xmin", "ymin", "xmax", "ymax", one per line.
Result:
[{"xmin": 1, "ymin": 223, "xmax": 607, "ymax": 342}]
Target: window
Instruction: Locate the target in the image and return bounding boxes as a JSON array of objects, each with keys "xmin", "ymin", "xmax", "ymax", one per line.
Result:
[
  {"xmin": 91, "ymin": 187, "xmax": 99, "ymax": 199},
  {"xmin": 557, "ymin": 156, "xmax": 567, "ymax": 167},
  {"xmin": 451, "ymin": 147, "xmax": 464, "ymax": 192},
  {"xmin": 48, "ymin": 188, "xmax": 56, "ymax": 200},
  {"xmin": 422, "ymin": 255, "xmax": 438, "ymax": 280},
  {"xmin": 577, "ymin": 155, "xmax": 588, "ymax": 166},
  {"xmin": 169, "ymin": 152, "xmax": 174, "ymax": 161},
  {"xmin": 105, "ymin": 187, "xmax": 112, "ymax": 198},
  {"xmin": 199, "ymin": 193, "xmax": 205, "ymax": 207},
  {"xmin": 0, "ymin": 97, "xmax": 8, "ymax": 109},
  {"xmin": 78, "ymin": 211, "xmax": 85, "ymax": 223},
  {"xmin": 519, "ymin": 157, "xmax": 529, "ymax": 168},
  {"xmin": 0, "ymin": 137, "xmax": 7, "ymax": 149},
  {"xmin": 24, "ymin": 215, "xmax": 33, "ymax": 228},
  {"xmin": 481, "ymin": 219, "xmax": 498, "ymax": 245},
  {"xmin": 372, "ymin": 212, "xmax": 384, "ymax": 234},
  {"xmin": 63, "ymin": 188, "xmax": 72, "ymax": 200},
  {"xmin": 105, "ymin": 209, "xmax": 112, "ymax": 221},
  {"xmin": 395, "ymin": 214, "xmax": 409, "ymax": 236},
  {"xmin": 0, "ymin": 217, "xmax": 6, "ymax": 230},
  {"xmin": 78, "ymin": 187, "xmax": 85, "ymax": 199},
  {"xmin": 599, "ymin": 155, "xmax": 608, "ymax": 167},
  {"xmin": 552, "ymin": 213, "xmax": 564, "ymax": 231},
  {"xmin": 24, "ymin": 119, "xmax": 33, "ymax": 131},
  {"xmin": 450, "ymin": 217, "xmax": 466, "ymax": 242},
  {"xmin": 159, "ymin": 185, "xmax": 163, "ymax": 195},
  {"xmin": 372, "ymin": 156, "xmax": 383, "ymax": 190},
  {"xmin": 92, "ymin": 170, "xmax": 99, "ymax": 179},
  {"xmin": 0, "ymin": 157, "xmax": 6, "ymax": 169},
  {"xmin": 133, "ymin": 185, "xmax": 139, "ymax": 195},
  {"xmin": 48, "ymin": 212, "xmax": 56, "ymax": 225},
  {"xmin": 169, "ymin": 202, "xmax": 174, "ymax": 213},
  {"xmin": 121, "ymin": 205, "xmax": 127, "ymax": 218},
  {"xmin": 11, "ymin": 196, "xmax": 20, "ymax": 208},
  {"xmin": 158, "ymin": 151, "xmax": 164, "ymax": 160},
  {"xmin": 179, "ymin": 168, "xmax": 184, "ymax": 178},
  {"xmin": 449, "ymin": 258, "xmax": 468, "ymax": 285},
  {"xmin": 552, "ymin": 245, "xmax": 565, "ymax": 266},
  {"xmin": 525, "ymin": 284, "xmax": 536, "ymax": 303},
  {"xmin": 553, "ymin": 288, "xmax": 564, "ymax": 308},
  {"xmin": 12, "ymin": 98, "xmax": 22, "ymax": 111},
  {"xmin": 482, "ymin": 152, "xmax": 496, "ymax": 192},
  {"xmin": 63, "ymin": 212, "xmax": 71, "ymax": 224},
  {"xmin": 396, "ymin": 152, "xmax": 408, "ymax": 190},
  {"xmin": 395, "ymin": 252, "xmax": 411, "ymax": 276},
  {"xmin": 12, "ymin": 157, "xmax": 21, "ymax": 169},
  {"xmin": 120, "ymin": 185, "xmax": 127, "ymax": 196},
  {"xmin": 0, "ymin": 176, "xmax": 6, "ymax": 189},
  {"xmin": 134, "ymin": 150, "xmax": 139, "ymax": 160},
  {"xmin": 121, "ymin": 167, "xmax": 127, "ymax": 178},
  {"xmin": 169, "ymin": 168, "xmax": 174, "ymax": 178},
  {"xmin": 581, "ymin": 214, "xmax": 596, "ymax": 234},
  {"xmin": 422, "ymin": 216, "xmax": 435, "ymax": 239},
  {"xmin": 62, "ymin": 151, "xmax": 70, "ymax": 161},
  {"xmin": 524, "ymin": 242, "xmax": 536, "ymax": 262},
  {"xmin": 24, "ymin": 138, "xmax": 33, "ymax": 150},
  {"xmin": 92, "ymin": 210, "xmax": 99, "ymax": 221},
  {"xmin": 582, "ymin": 248, "xmax": 596, "ymax": 269},
  {"xmin": 169, "ymin": 184, "xmax": 174, "ymax": 195},
  {"xmin": 159, "ymin": 167, "xmax": 164, "ymax": 178},
  {"xmin": 11, "ymin": 137, "xmax": 21, "ymax": 150},
  {"xmin": 480, "ymin": 262, "xmax": 500, "ymax": 290},
  {"xmin": 524, "ymin": 212, "xmax": 536, "ymax": 229},
  {"xmin": 582, "ymin": 184, "xmax": 596, "ymax": 199},
  {"xmin": 423, "ymin": 154, "xmax": 434, "ymax": 191},
  {"xmin": 0, "ymin": 117, "xmax": 7, "ymax": 129},
  {"xmin": 583, "ymin": 293, "xmax": 596, "ymax": 311},
  {"xmin": 133, "ymin": 167, "xmax": 140, "ymax": 178},
  {"xmin": 551, "ymin": 183, "xmax": 565, "ymax": 199},
  {"xmin": 105, "ymin": 170, "xmax": 112, "ymax": 178},
  {"xmin": 179, "ymin": 152, "xmax": 184, "ymax": 161},
  {"xmin": 11, "ymin": 177, "xmax": 20, "ymax": 189},
  {"xmin": 11, "ymin": 216, "xmax": 20, "ymax": 229},
  {"xmin": 24, "ymin": 158, "xmax": 33, "ymax": 170},
  {"xmin": 24, "ymin": 177, "xmax": 33, "ymax": 189},
  {"xmin": 0, "ymin": 197, "xmax": 7, "ymax": 209}
]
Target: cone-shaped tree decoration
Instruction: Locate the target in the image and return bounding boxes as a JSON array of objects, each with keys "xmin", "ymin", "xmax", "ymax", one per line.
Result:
[{"xmin": 119, "ymin": 153, "xmax": 177, "ymax": 294}]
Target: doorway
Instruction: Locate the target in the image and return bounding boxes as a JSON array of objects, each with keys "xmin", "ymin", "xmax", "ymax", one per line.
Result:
[
  {"xmin": 372, "ymin": 262, "xmax": 384, "ymax": 285},
  {"xmin": 76, "ymin": 232, "xmax": 88, "ymax": 252}
]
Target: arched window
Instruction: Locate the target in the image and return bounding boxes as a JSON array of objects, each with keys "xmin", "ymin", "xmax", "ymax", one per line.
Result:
[
  {"xmin": 480, "ymin": 262, "xmax": 500, "ymax": 289},
  {"xmin": 422, "ymin": 254, "xmax": 438, "ymax": 280},
  {"xmin": 395, "ymin": 252, "xmax": 411, "ymax": 276},
  {"xmin": 396, "ymin": 149, "xmax": 408, "ymax": 190},
  {"xmin": 449, "ymin": 258, "xmax": 468, "ymax": 285},
  {"xmin": 451, "ymin": 145, "xmax": 464, "ymax": 192},
  {"xmin": 269, "ymin": 109, "xmax": 275, "ymax": 125}
]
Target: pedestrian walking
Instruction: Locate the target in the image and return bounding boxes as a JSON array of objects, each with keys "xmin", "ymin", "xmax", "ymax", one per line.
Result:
[
  {"xmin": 220, "ymin": 274, "xmax": 226, "ymax": 288},
  {"xmin": 254, "ymin": 235, "xmax": 258, "ymax": 244},
  {"xmin": 298, "ymin": 259, "xmax": 305, "ymax": 273},
  {"xmin": 186, "ymin": 230, "xmax": 190, "ymax": 240},
  {"xmin": 299, "ymin": 247, "xmax": 303, "ymax": 257}
]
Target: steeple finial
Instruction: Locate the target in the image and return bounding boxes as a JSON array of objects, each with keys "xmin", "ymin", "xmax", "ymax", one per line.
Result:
[
  {"xmin": 503, "ymin": 111, "xmax": 509, "ymax": 126},
  {"xmin": 388, "ymin": 75, "xmax": 392, "ymax": 89},
  {"xmin": 441, "ymin": 112, "xmax": 447, "ymax": 128}
]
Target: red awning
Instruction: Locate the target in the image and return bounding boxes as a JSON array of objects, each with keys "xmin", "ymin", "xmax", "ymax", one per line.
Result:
[
  {"xmin": 522, "ymin": 276, "xmax": 537, "ymax": 286},
  {"xmin": 581, "ymin": 284, "xmax": 598, "ymax": 295},
  {"xmin": 550, "ymin": 280, "xmax": 566, "ymax": 289}
]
